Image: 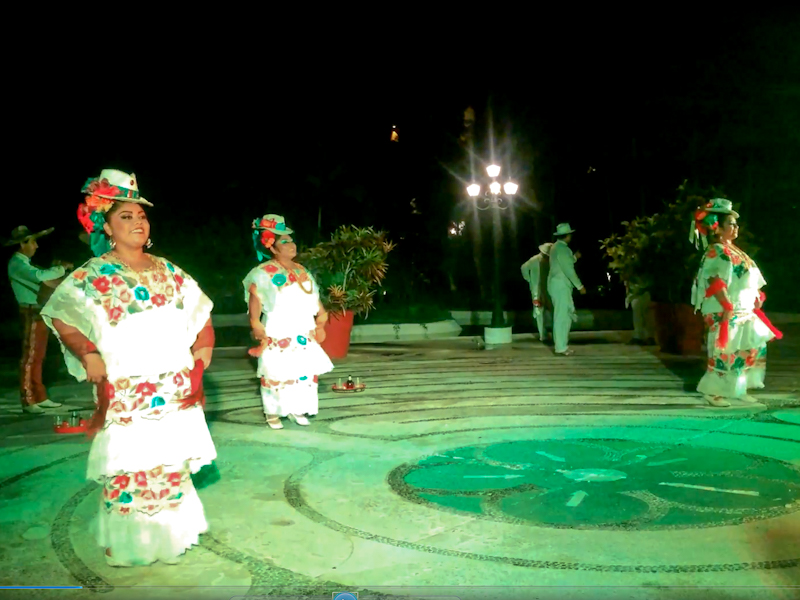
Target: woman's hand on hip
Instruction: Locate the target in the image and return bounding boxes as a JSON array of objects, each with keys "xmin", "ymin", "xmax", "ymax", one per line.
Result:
[
  {"xmin": 251, "ymin": 322, "xmax": 267, "ymax": 340},
  {"xmin": 83, "ymin": 354, "xmax": 107, "ymax": 383}
]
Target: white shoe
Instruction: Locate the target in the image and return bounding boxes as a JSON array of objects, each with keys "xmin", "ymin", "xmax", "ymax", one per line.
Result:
[
  {"xmin": 38, "ymin": 399, "xmax": 63, "ymax": 408},
  {"xmin": 741, "ymin": 395, "xmax": 762, "ymax": 404},
  {"xmin": 288, "ymin": 414, "xmax": 310, "ymax": 426},
  {"xmin": 22, "ymin": 404, "xmax": 46, "ymax": 414},
  {"xmin": 266, "ymin": 416, "xmax": 283, "ymax": 430},
  {"xmin": 705, "ymin": 395, "xmax": 731, "ymax": 407},
  {"xmin": 555, "ymin": 349, "xmax": 574, "ymax": 356}
]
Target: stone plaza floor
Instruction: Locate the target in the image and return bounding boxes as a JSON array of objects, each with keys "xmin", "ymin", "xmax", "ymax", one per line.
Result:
[{"xmin": 1, "ymin": 328, "xmax": 799, "ymax": 600}]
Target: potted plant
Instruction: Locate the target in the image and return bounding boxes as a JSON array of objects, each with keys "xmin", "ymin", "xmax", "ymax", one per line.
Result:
[
  {"xmin": 298, "ymin": 225, "xmax": 395, "ymax": 358},
  {"xmin": 600, "ymin": 182, "xmax": 756, "ymax": 355}
]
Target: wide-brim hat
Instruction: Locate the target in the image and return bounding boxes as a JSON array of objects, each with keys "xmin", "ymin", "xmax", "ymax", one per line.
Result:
[
  {"xmin": 81, "ymin": 169, "xmax": 153, "ymax": 207},
  {"xmin": 253, "ymin": 214, "xmax": 293, "ymax": 235},
  {"xmin": 538, "ymin": 242, "xmax": 553, "ymax": 255},
  {"xmin": 554, "ymin": 222, "xmax": 576, "ymax": 236},
  {"xmin": 702, "ymin": 198, "xmax": 739, "ymax": 218},
  {"xmin": 4, "ymin": 225, "xmax": 54, "ymax": 246}
]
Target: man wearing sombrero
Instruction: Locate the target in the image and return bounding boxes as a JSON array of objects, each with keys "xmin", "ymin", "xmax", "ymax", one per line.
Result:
[
  {"xmin": 521, "ymin": 243, "xmax": 554, "ymax": 343},
  {"xmin": 6, "ymin": 225, "xmax": 73, "ymax": 414},
  {"xmin": 547, "ymin": 223, "xmax": 586, "ymax": 356}
]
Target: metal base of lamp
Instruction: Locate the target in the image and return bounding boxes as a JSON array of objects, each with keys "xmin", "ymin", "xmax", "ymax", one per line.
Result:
[{"xmin": 484, "ymin": 326, "xmax": 512, "ymax": 348}]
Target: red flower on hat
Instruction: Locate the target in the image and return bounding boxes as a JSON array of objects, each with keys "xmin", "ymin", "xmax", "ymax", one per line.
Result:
[
  {"xmin": 77, "ymin": 204, "xmax": 95, "ymax": 234},
  {"xmin": 261, "ymin": 230, "xmax": 275, "ymax": 248},
  {"xmin": 260, "ymin": 218, "xmax": 277, "ymax": 229}
]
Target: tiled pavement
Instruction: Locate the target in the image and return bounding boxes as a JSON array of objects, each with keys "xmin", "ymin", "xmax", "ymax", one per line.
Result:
[{"xmin": 1, "ymin": 327, "xmax": 799, "ymax": 600}]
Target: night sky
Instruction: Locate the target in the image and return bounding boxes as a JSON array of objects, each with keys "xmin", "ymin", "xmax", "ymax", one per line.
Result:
[{"xmin": 5, "ymin": 10, "xmax": 799, "ymax": 315}]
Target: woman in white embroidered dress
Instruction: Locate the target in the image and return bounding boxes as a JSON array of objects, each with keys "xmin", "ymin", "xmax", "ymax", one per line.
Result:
[
  {"xmin": 40, "ymin": 170, "xmax": 216, "ymax": 566},
  {"xmin": 690, "ymin": 198, "xmax": 782, "ymax": 407},
  {"xmin": 243, "ymin": 214, "xmax": 333, "ymax": 430}
]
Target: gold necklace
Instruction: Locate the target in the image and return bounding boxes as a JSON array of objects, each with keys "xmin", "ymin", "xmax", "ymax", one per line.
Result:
[{"xmin": 109, "ymin": 252, "xmax": 155, "ymax": 273}]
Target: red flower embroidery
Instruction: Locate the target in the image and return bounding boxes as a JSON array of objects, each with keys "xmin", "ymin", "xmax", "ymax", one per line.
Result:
[
  {"xmin": 111, "ymin": 276, "xmax": 125, "ymax": 286},
  {"xmin": 112, "ymin": 475, "xmax": 130, "ymax": 488},
  {"xmin": 108, "ymin": 306, "xmax": 124, "ymax": 322},
  {"xmin": 72, "ymin": 270, "xmax": 88, "ymax": 281},
  {"xmin": 167, "ymin": 472, "xmax": 182, "ymax": 487},
  {"xmin": 118, "ymin": 289, "xmax": 132, "ymax": 303},
  {"xmin": 173, "ymin": 373, "xmax": 185, "ymax": 387},
  {"xmin": 313, "ymin": 375, "xmax": 319, "ymax": 383},
  {"xmin": 722, "ymin": 246, "xmax": 732, "ymax": 256},
  {"xmin": 720, "ymin": 353, "xmax": 729, "ymax": 362},
  {"xmin": 278, "ymin": 338, "xmax": 291, "ymax": 348},
  {"xmin": 706, "ymin": 247, "xmax": 717, "ymax": 259},
  {"xmin": 745, "ymin": 355, "xmax": 755, "ymax": 367},
  {"xmin": 264, "ymin": 265, "xmax": 278, "ymax": 274},
  {"xmin": 109, "ymin": 489, "xmax": 120, "ymax": 500},
  {"xmin": 92, "ymin": 276, "xmax": 111, "ymax": 293},
  {"xmin": 136, "ymin": 382, "xmax": 157, "ymax": 398},
  {"xmin": 288, "ymin": 272, "xmax": 297, "ymax": 282},
  {"xmin": 119, "ymin": 416, "xmax": 132, "ymax": 424},
  {"xmin": 151, "ymin": 294, "xmax": 167, "ymax": 307},
  {"xmin": 119, "ymin": 506, "xmax": 130, "ymax": 514},
  {"xmin": 707, "ymin": 358, "xmax": 715, "ymax": 368},
  {"xmin": 731, "ymin": 254, "xmax": 742, "ymax": 266},
  {"xmin": 105, "ymin": 382, "xmax": 116, "ymax": 399},
  {"xmin": 159, "ymin": 488, "xmax": 170, "ymax": 499},
  {"xmin": 134, "ymin": 471, "xmax": 148, "ymax": 487}
]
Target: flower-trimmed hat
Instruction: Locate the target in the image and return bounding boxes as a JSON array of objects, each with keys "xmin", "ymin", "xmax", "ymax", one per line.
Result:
[
  {"xmin": 78, "ymin": 168, "xmax": 152, "ymax": 257},
  {"xmin": 252, "ymin": 214, "xmax": 292, "ymax": 261},
  {"xmin": 253, "ymin": 214, "xmax": 293, "ymax": 235},
  {"xmin": 81, "ymin": 169, "xmax": 153, "ymax": 207},
  {"xmin": 4, "ymin": 225, "xmax": 55, "ymax": 247},
  {"xmin": 690, "ymin": 198, "xmax": 739, "ymax": 249},
  {"xmin": 538, "ymin": 242, "xmax": 553, "ymax": 255},
  {"xmin": 702, "ymin": 198, "xmax": 739, "ymax": 218}
]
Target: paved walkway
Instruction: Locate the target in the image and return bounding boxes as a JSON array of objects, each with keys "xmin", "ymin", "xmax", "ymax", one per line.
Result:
[{"xmin": 1, "ymin": 329, "xmax": 799, "ymax": 600}]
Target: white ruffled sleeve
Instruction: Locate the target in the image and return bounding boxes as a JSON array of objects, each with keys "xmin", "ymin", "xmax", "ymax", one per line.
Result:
[
  {"xmin": 166, "ymin": 259, "xmax": 214, "ymax": 345},
  {"xmin": 243, "ymin": 265, "xmax": 276, "ymax": 314},
  {"xmin": 692, "ymin": 244, "xmax": 734, "ymax": 312},
  {"xmin": 40, "ymin": 261, "xmax": 103, "ymax": 382}
]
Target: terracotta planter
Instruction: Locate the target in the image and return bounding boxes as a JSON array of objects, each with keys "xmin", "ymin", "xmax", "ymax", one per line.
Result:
[
  {"xmin": 652, "ymin": 302, "xmax": 704, "ymax": 355},
  {"xmin": 320, "ymin": 310, "xmax": 354, "ymax": 359}
]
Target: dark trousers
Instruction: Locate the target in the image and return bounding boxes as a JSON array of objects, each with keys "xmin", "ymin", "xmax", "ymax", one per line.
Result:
[{"xmin": 19, "ymin": 306, "xmax": 49, "ymax": 406}]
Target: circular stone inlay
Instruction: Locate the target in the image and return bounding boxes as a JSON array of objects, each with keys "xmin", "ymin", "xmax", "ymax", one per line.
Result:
[{"xmin": 391, "ymin": 439, "xmax": 800, "ymax": 530}]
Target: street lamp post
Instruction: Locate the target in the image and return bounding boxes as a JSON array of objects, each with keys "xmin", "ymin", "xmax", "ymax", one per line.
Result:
[{"xmin": 467, "ymin": 164, "xmax": 519, "ymax": 340}]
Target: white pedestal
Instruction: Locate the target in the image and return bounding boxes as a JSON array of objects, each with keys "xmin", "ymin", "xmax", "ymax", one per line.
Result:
[{"xmin": 484, "ymin": 326, "xmax": 513, "ymax": 346}]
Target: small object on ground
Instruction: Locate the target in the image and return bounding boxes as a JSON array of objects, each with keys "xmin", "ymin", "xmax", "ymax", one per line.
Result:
[
  {"xmin": 54, "ymin": 417, "xmax": 88, "ymax": 434},
  {"xmin": 332, "ymin": 375, "xmax": 366, "ymax": 393}
]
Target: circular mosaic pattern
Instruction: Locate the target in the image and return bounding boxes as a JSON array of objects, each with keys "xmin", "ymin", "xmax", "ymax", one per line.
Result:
[{"xmin": 390, "ymin": 439, "xmax": 800, "ymax": 530}]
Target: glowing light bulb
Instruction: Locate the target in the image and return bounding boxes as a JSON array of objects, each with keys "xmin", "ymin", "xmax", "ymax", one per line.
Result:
[
  {"xmin": 466, "ymin": 183, "xmax": 481, "ymax": 197},
  {"xmin": 486, "ymin": 164, "xmax": 501, "ymax": 178},
  {"xmin": 503, "ymin": 182, "xmax": 518, "ymax": 195}
]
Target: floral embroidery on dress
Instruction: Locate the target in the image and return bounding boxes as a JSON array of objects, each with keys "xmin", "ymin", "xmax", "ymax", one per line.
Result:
[
  {"xmin": 103, "ymin": 368, "xmax": 195, "ymax": 427},
  {"xmin": 707, "ymin": 345, "xmax": 766, "ymax": 376},
  {"xmin": 70, "ymin": 256, "xmax": 189, "ymax": 325},
  {"xmin": 262, "ymin": 260, "xmax": 313, "ymax": 290},
  {"xmin": 102, "ymin": 463, "xmax": 192, "ymax": 516},
  {"xmin": 261, "ymin": 329, "xmax": 318, "ymax": 352},
  {"xmin": 261, "ymin": 374, "xmax": 319, "ymax": 390}
]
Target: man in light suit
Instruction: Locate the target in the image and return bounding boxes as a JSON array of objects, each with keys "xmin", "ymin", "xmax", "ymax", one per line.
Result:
[
  {"xmin": 521, "ymin": 243, "xmax": 553, "ymax": 343},
  {"xmin": 547, "ymin": 223, "xmax": 586, "ymax": 356},
  {"xmin": 6, "ymin": 226, "xmax": 71, "ymax": 413}
]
